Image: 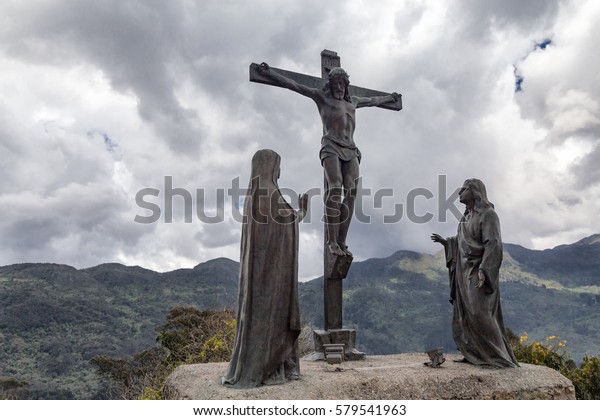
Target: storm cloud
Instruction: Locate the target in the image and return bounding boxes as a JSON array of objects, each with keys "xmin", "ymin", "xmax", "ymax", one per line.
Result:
[{"xmin": 0, "ymin": 0, "xmax": 598, "ymax": 280}]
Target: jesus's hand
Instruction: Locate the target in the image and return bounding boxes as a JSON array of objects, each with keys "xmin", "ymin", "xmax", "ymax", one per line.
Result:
[{"xmin": 258, "ymin": 62, "xmax": 271, "ymax": 75}]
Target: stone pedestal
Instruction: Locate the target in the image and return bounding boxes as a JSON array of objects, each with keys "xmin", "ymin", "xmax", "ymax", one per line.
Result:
[
  {"xmin": 304, "ymin": 328, "xmax": 365, "ymax": 361},
  {"xmin": 163, "ymin": 354, "xmax": 576, "ymax": 400}
]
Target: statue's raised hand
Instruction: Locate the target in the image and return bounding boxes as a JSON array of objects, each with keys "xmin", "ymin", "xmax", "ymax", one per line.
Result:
[
  {"xmin": 391, "ymin": 92, "xmax": 400, "ymax": 102},
  {"xmin": 430, "ymin": 233, "xmax": 447, "ymax": 247},
  {"xmin": 297, "ymin": 193, "xmax": 309, "ymax": 222}
]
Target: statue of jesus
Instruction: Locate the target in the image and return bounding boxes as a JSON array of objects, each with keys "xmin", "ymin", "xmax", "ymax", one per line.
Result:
[{"xmin": 257, "ymin": 62, "xmax": 400, "ymax": 257}]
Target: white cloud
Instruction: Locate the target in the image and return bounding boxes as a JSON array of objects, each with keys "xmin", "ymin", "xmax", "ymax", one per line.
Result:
[{"xmin": 0, "ymin": 0, "xmax": 598, "ymax": 280}]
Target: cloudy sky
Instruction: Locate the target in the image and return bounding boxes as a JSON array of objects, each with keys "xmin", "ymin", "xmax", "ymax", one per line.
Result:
[{"xmin": 1, "ymin": 0, "xmax": 598, "ymax": 280}]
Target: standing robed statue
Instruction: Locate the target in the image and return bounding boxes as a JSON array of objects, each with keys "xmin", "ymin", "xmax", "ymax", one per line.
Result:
[
  {"xmin": 223, "ymin": 149, "xmax": 308, "ymax": 388},
  {"xmin": 431, "ymin": 178, "xmax": 519, "ymax": 368}
]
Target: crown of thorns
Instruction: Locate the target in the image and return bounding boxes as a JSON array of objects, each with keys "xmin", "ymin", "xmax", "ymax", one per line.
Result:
[{"xmin": 328, "ymin": 67, "xmax": 350, "ymax": 82}]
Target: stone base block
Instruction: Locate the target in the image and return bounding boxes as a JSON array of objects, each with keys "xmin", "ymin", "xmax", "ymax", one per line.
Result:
[
  {"xmin": 325, "ymin": 253, "xmax": 353, "ymax": 279},
  {"xmin": 304, "ymin": 329, "xmax": 365, "ymax": 361}
]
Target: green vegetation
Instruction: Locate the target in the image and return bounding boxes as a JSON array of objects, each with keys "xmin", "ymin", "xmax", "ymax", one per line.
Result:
[
  {"xmin": 504, "ymin": 238, "xmax": 600, "ymax": 288},
  {"xmin": 572, "ymin": 356, "xmax": 600, "ymax": 400},
  {"xmin": 91, "ymin": 307, "xmax": 235, "ymax": 400},
  {"xmin": 508, "ymin": 330, "xmax": 600, "ymax": 399},
  {"xmin": 0, "ymin": 377, "xmax": 29, "ymax": 399},
  {"xmin": 1, "ymin": 236, "xmax": 599, "ymax": 399},
  {"xmin": 0, "ymin": 260, "xmax": 239, "ymax": 399}
]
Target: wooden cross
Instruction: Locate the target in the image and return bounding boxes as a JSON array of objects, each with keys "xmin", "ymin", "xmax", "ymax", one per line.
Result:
[{"xmin": 249, "ymin": 50, "xmax": 402, "ymax": 332}]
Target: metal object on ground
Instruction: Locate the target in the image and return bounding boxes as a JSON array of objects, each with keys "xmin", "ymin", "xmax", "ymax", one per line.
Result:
[{"xmin": 424, "ymin": 348, "xmax": 446, "ymax": 368}]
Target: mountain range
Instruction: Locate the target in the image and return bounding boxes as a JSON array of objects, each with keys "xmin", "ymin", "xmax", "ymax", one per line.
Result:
[{"xmin": 1, "ymin": 235, "xmax": 599, "ymax": 398}]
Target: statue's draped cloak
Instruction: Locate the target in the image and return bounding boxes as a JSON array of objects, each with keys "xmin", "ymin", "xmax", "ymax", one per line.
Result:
[
  {"xmin": 444, "ymin": 206, "xmax": 519, "ymax": 368},
  {"xmin": 223, "ymin": 150, "xmax": 301, "ymax": 388}
]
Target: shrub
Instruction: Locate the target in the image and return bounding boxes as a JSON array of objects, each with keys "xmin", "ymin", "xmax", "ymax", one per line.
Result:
[
  {"xmin": 91, "ymin": 307, "xmax": 235, "ymax": 399},
  {"xmin": 156, "ymin": 307, "xmax": 235, "ymax": 365},
  {"xmin": 510, "ymin": 332, "xmax": 572, "ymax": 371},
  {"xmin": 508, "ymin": 329, "xmax": 600, "ymax": 399},
  {"xmin": 0, "ymin": 377, "xmax": 29, "ymax": 399},
  {"xmin": 570, "ymin": 355, "xmax": 600, "ymax": 400}
]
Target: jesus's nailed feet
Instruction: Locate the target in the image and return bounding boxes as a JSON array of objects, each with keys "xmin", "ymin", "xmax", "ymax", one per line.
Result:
[
  {"xmin": 328, "ymin": 241, "xmax": 346, "ymax": 256},
  {"xmin": 339, "ymin": 243, "xmax": 353, "ymax": 257}
]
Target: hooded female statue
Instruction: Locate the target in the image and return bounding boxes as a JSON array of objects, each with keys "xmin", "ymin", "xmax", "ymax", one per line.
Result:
[
  {"xmin": 431, "ymin": 179, "xmax": 519, "ymax": 368},
  {"xmin": 223, "ymin": 149, "xmax": 308, "ymax": 388}
]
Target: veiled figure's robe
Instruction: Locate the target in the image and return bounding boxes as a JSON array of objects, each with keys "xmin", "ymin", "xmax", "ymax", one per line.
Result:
[
  {"xmin": 444, "ymin": 206, "xmax": 519, "ymax": 368},
  {"xmin": 222, "ymin": 150, "xmax": 301, "ymax": 388}
]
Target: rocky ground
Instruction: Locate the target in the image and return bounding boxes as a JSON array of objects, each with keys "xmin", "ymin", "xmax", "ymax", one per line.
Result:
[{"xmin": 163, "ymin": 353, "xmax": 575, "ymax": 400}]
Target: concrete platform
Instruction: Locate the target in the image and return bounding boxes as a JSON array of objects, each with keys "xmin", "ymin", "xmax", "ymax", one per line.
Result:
[{"xmin": 162, "ymin": 353, "xmax": 575, "ymax": 400}]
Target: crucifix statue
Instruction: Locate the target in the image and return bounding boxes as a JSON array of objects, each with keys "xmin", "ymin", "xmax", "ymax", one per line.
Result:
[{"xmin": 249, "ymin": 50, "xmax": 402, "ymax": 360}]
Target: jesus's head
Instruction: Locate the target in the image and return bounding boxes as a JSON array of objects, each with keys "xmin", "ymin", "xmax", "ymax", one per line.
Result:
[{"xmin": 325, "ymin": 67, "xmax": 350, "ymax": 101}]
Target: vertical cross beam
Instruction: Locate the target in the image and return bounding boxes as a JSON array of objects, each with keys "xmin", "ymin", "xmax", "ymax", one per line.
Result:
[
  {"xmin": 320, "ymin": 49, "xmax": 340, "ymax": 78},
  {"xmin": 321, "ymin": 50, "xmax": 346, "ymax": 331}
]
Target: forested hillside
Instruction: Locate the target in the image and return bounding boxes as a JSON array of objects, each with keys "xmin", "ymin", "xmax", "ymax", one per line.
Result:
[{"xmin": 1, "ymin": 236, "xmax": 598, "ymax": 399}]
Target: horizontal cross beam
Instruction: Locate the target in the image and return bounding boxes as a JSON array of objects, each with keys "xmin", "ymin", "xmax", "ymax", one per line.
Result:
[{"xmin": 249, "ymin": 63, "xmax": 402, "ymax": 111}]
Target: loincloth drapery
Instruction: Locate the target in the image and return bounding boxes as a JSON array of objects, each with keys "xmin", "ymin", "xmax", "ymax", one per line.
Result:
[{"xmin": 319, "ymin": 136, "xmax": 361, "ymax": 164}]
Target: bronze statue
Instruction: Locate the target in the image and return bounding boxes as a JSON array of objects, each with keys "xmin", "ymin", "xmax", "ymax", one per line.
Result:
[
  {"xmin": 257, "ymin": 63, "xmax": 400, "ymax": 257},
  {"xmin": 431, "ymin": 179, "xmax": 519, "ymax": 368},
  {"xmin": 223, "ymin": 149, "xmax": 308, "ymax": 388}
]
